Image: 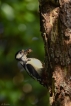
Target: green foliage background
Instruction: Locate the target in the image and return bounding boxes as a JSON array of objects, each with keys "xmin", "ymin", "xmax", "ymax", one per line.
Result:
[{"xmin": 0, "ymin": 0, "xmax": 49, "ymax": 106}]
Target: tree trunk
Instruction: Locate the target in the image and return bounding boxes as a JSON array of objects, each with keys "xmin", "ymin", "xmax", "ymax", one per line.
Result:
[{"xmin": 38, "ymin": 0, "xmax": 71, "ymax": 106}]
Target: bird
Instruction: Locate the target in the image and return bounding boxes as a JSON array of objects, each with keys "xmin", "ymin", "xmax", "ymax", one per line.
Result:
[{"xmin": 15, "ymin": 49, "xmax": 47, "ymax": 87}]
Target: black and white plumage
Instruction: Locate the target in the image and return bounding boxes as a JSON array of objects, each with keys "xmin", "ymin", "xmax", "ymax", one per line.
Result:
[{"xmin": 15, "ymin": 49, "xmax": 47, "ymax": 87}]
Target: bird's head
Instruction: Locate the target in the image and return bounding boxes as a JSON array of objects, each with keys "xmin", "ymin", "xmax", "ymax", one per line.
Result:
[{"xmin": 15, "ymin": 49, "xmax": 32, "ymax": 61}]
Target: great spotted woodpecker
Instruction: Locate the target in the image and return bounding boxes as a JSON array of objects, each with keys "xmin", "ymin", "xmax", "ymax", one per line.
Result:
[{"xmin": 15, "ymin": 49, "xmax": 47, "ymax": 87}]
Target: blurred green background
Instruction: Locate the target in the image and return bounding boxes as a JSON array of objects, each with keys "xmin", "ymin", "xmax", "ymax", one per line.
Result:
[{"xmin": 0, "ymin": 0, "xmax": 49, "ymax": 106}]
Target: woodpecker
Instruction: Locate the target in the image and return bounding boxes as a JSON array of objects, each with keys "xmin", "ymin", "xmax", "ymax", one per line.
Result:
[{"xmin": 15, "ymin": 49, "xmax": 47, "ymax": 87}]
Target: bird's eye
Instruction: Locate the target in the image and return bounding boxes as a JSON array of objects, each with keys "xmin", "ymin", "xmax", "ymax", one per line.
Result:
[{"xmin": 19, "ymin": 51, "xmax": 22, "ymax": 54}]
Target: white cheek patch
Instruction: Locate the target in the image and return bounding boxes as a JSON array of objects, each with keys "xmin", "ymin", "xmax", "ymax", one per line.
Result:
[{"xmin": 16, "ymin": 54, "xmax": 22, "ymax": 59}]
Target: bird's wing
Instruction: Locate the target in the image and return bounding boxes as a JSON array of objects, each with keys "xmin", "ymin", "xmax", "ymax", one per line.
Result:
[{"xmin": 25, "ymin": 64, "xmax": 42, "ymax": 81}]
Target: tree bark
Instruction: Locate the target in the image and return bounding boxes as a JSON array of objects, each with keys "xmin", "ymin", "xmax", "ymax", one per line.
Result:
[{"xmin": 38, "ymin": 0, "xmax": 71, "ymax": 106}]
